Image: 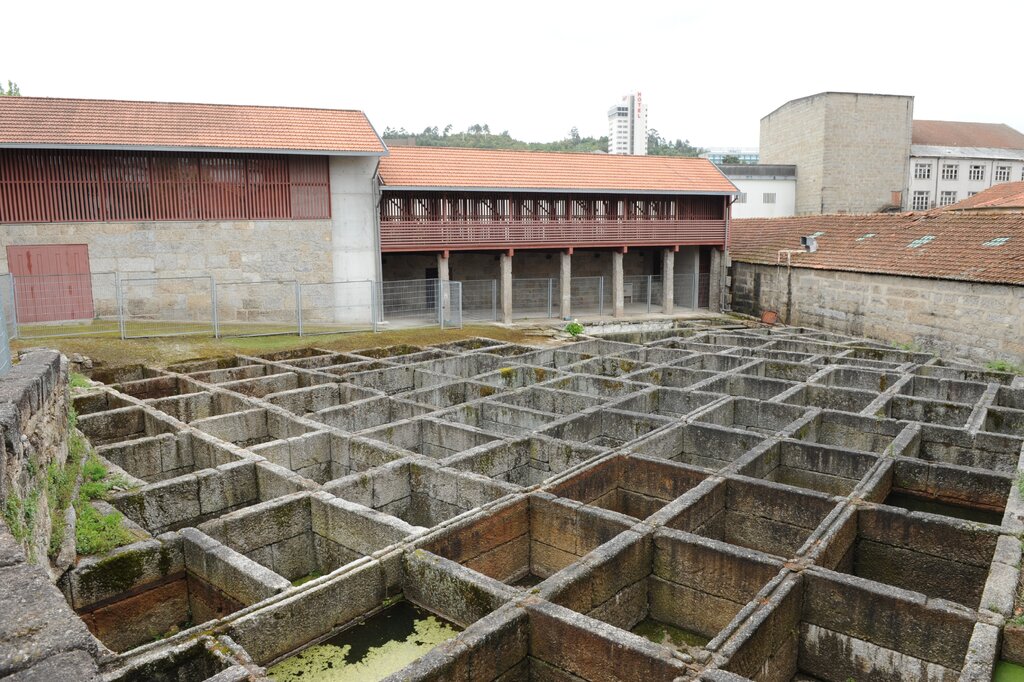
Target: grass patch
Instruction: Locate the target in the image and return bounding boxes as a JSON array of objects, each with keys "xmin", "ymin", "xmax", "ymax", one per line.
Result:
[
  {"xmin": 74, "ymin": 499, "xmax": 134, "ymax": 555},
  {"xmin": 987, "ymin": 360, "xmax": 1024, "ymax": 375},
  {"xmin": 12, "ymin": 325, "xmax": 540, "ymax": 369},
  {"xmin": 69, "ymin": 371, "xmax": 91, "ymax": 389}
]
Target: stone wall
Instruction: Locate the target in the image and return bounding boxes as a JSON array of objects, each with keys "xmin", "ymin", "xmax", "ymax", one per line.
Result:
[
  {"xmin": 0, "ymin": 350, "xmax": 102, "ymax": 679},
  {"xmin": 0, "ymin": 350, "xmax": 70, "ymax": 570},
  {"xmin": 760, "ymin": 92, "xmax": 913, "ymax": 215},
  {"xmin": 731, "ymin": 260, "xmax": 1024, "ymax": 365}
]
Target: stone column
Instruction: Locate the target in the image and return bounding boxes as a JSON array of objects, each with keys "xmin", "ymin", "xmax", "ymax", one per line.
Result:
[
  {"xmin": 709, "ymin": 248, "xmax": 723, "ymax": 312},
  {"xmin": 437, "ymin": 252, "xmax": 450, "ymax": 322},
  {"xmin": 612, "ymin": 250, "xmax": 624, "ymax": 318},
  {"xmin": 662, "ymin": 248, "xmax": 674, "ymax": 315},
  {"xmin": 500, "ymin": 252, "xmax": 513, "ymax": 324},
  {"xmin": 559, "ymin": 250, "xmax": 572, "ymax": 319}
]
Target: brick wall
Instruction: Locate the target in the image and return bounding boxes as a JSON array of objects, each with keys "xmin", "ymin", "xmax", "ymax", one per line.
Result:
[{"xmin": 731, "ymin": 261, "xmax": 1024, "ymax": 365}]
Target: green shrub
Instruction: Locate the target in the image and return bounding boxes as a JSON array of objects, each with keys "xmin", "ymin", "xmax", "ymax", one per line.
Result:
[
  {"xmin": 564, "ymin": 320, "xmax": 585, "ymax": 337},
  {"xmin": 69, "ymin": 372, "xmax": 90, "ymax": 389}
]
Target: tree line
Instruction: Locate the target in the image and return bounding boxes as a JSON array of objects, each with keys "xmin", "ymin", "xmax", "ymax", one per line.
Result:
[{"xmin": 381, "ymin": 124, "xmax": 704, "ymax": 157}]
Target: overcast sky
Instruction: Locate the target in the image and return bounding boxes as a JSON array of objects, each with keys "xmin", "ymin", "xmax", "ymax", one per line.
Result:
[{"xmin": 3, "ymin": 0, "xmax": 1022, "ymax": 148}]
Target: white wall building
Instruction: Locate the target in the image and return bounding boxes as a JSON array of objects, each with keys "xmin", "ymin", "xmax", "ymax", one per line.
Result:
[
  {"xmin": 718, "ymin": 164, "xmax": 796, "ymax": 218},
  {"xmin": 608, "ymin": 93, "xmax": 647, "ymax": 155},
  {"xmin": 905, "ymin": 121, "xmax": 1024, "ymax": 210}
]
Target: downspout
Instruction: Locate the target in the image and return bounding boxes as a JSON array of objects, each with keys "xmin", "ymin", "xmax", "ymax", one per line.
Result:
[
  {"xmin": 723, "ymin": 195, "xmax": 733, "ymax": 312},
  {"xmin": 370, "ymin": 160, "xmax": 382, "ymax": 288}
]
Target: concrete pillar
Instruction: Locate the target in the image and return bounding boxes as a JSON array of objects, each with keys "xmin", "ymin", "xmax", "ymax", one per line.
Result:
[
  {"xmin": 612, "ymin": 250, "xmax": 624, "ymax": 318},
  {"xmin": 709, "ymin": 248, "xmax": 723, "ymax": 312},
  {"xmin": 500, "ymin": 252, "xmax": 513, "ymax": 324},
  {"xmin": 559, "ymin": 251, "xmax": 572, "ymax": 319},
  {"xmin": 662, "ymin": 248, "xmax": 674, "ymax": 315},
  {"xmin": 437, "ymin": 253, "xmax": 450, "ymax": 322}
]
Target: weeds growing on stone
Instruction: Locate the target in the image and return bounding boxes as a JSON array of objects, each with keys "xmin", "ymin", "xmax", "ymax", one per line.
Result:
[
  {"xmin": 987, "ymin": 360, "xmax": 1024, "ymax": 375},
  {"xmin": 69, "ymin": 372, "xmax": 91, "ymax": 389}
]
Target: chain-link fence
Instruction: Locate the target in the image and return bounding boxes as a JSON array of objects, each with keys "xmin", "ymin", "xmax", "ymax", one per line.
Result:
[
  {"xmin": 0, "ymin": 274, "xmax": 17, "ymax": 341},
  {"xmin": 215, "ymin": 280, "xmax": 300, "ymax": 337},
  {"xmin": 441, "ymin": 280, "xmax": 463, "ymax": 329},
  {"xmin": 674, "ymin": 273, "xmax": 698, "ymax": 310},
  {"xmin": 698, "ymin": 272, "xmax": 711, "ymax": 309},
  {"xmin": 511, "ymin": 278, "xmax": 560, "ymax": 319},
  {"xmin": 460, "ymin": 279, "xmax": 497, "ymax": 322},
  {"xmin": 1, "ymin": 266, "xmax": 695, "ymax": 342},
  {"xmin": 0, "ymin": 298, "xmax": 11, "ymax": 376},
  {"xmin": 570, "ymin": 276, "xmax": 607, "ymax": 317},
  {"xmin": 121, "ymin": 275, "xmax": 216, "ymax": 338},
  {"xmin": 623, "ymin": 275, "xmax": 665, "ymax": 315},
  {"xmin": 299, "ymin": 280, "xmax": 376, "ymax": 336},
  {"xmin": 11, "ymin": 271, "xmax": 120, "ymax": 339}
]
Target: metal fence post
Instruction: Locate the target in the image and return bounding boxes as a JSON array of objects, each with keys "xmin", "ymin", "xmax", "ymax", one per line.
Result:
[
  {"xmin": 296, "ymin": 281, "xmax": 303, "ymax": 337},
  {"xmin": 211, "ymin": 276, "xmax": 220, "ymax": 339},
  {"xmin": 598, "ymin": 277, "xmax": 604, "ymax": 317},
  {"xmin": 438, "ymin": 280, "xmax": 445, "ymax": 330},
  {"xmin": 370, "ymin": 281, "xmax": 379, "ymax": 333},
  {"xmin": 7, "ymin": 275, "xmax": 17, "ymax": 340},
  {"xmin": 116, "ymin": 273, "xmax": 126, "ymax": 340}
]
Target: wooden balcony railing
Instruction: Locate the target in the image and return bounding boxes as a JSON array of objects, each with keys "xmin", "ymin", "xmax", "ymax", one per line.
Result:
[{"xmin": 379, "ymin": 218, "xmax": 727, "ymax": 252}]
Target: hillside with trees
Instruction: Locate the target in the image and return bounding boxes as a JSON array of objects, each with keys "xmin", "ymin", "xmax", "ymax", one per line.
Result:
[{"xmin": 381, "ymin": 124, "xmax": 703, "ymax": 157}]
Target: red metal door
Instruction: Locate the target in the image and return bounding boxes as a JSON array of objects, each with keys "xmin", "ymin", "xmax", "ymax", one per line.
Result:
[{"xmin": 6, "ymin": 244, "xmax": 95, "ymax": 323}]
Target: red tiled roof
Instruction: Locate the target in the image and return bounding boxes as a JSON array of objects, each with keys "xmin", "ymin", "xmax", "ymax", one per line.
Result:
[
  {"xmin": 730, "ymin": 212, "xmax": 1024, "ymax": 285},
  {"xmin": 0, "ymin": 97, "xmax": 385, "ymax": 154},
  {"xmin": 379, "ymin": 146, "xmax": 737, "ymax": 194},
  {"xmin": 942, "ymin": 181, "xmax": 1024, "ymax": 211},
  {"xmin": 912, "ymin": 120, "xmax": 1024, "ymax": 149}
]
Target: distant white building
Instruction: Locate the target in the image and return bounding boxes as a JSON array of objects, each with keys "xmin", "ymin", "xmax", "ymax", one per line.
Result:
[
  {"xmin": 906, "ymin": 121, "xmax": 1024, "ymax": 210},
  {"xmin": 718, "ymin": 164, "xmax": 796, "ymax": 218},
  {"xmin": 701, "ymin": 147, "xmax": 760, "ymax": 165},
  {"xmin": 608, "ymin": 93, "xmax": 647, "ymax": 155}
]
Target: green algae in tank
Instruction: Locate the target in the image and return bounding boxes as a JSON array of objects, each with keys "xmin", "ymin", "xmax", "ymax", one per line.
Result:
[
  {"xmin": 995, "ymin": 660, "xmax": 1024, "ymax": 682},
  {"xmin": 632, "ymin": 618, "xmax": 709, "ymax": 650},
  {"xmin": 268, "ymin": 601, "xmax": 461, "ymax": 681}
]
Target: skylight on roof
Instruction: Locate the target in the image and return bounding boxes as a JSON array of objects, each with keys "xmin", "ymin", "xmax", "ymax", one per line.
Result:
[
  {"xmin": 983, "ymin": 237, "xmax": 1010, "ymax": 247},
  {"xmin": 810, "ymin": 231, "xmax": 825, "ymax": 238},
  {"xmin": 907, "ymin": 235, "xmax": 935, "ymax": 249},
  {"xmin": 855, "ymin": 233, "xmax": 876, "ymax": 241}
]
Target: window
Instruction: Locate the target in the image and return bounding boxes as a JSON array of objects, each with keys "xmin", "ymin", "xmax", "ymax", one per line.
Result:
[
  {"xmin": 984, "ymin": 237, "xmax": 1010, "ymax": 247},
  {"xmin": 856, "ymin": 233, "xmax": 876, "ymax": 241},
  {"xmin": 762, "ymin": 192, "xmax": 776, "ymax": 204},
  {"xmin": 969, "ymin": 164, "xmax": 985, "ymax": 181},
  {"xmin": 810, "ymin": 231, "xmax": 826, "ymax": 238},
  {"xmin": 941, "ymin": 163, "xmax": 959, "ymax": 180},
  {"xmin": 968, "ymin": 191, "xmax": 978, "ymax": 197},
  {"xmin": 914, "ymin": 163, "xmax": 931, "ymax": 179},
  {"xmin": 995, "ymin": 165, "xmax": 1011, "ymax": 182},
  {"xmin": 735, "ymin": 193, "xmax": 747, "ymax": 203},
  {"xmin": 938, "ymin": 191, "xmax": 958, "ymax": 207},
  {"xmin": 907, "ymin": 235, "xmax": 935, "ymax": 249},
  {"xmin": 911, "ymin": 191, "xmax": 931, "ymax": 210}
]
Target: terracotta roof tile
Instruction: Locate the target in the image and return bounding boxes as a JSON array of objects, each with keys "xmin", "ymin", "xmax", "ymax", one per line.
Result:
[
  {"xmin": 379, "ymin": 146, "xmax": 737, "ymax": 194},
  {"xmin": 912, "ymin": 120, "xmax": 1024, "ymax": 149},
  {"xmin": 0, "ymin": 97, "xmax": 385, "ymax": 154},
  {"xmin": 730, "ymin": 211, "xmax": 1024, "ymax": 286},
  {"xmin": 942, "ymin": 181, "xmax": 1024, "ymax": 211}
]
